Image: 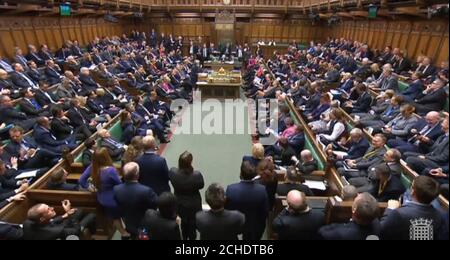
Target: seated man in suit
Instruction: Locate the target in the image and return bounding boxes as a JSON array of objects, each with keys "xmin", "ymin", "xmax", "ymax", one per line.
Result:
[
  {"xmin": 13, "ymin": 47, "xmax": 29, "ymax": 70},
  {"xmin": 0, "ymin": 95, "xmax": 37, "ymax": 132},
  {"xmin": 273, "ymin": 190, "xmax": 325, "ymax": 240},
  {"xmin": 379, "ymin": 104, "xmax": 418, "ymax": 140},
  {"xmin": 388, "ymin": 111, "xmax": 443, "ymax": 154},
  {"xmin": 78, "ymin": 67, "xmax": 100, "ymax": 95},
  {"xmin": 44, "ymin": 60, "xmax": 63, "ymax": 85},
  {"xmin": 380, "ymin": 176, "xmax": 447, "ymax": 240},
  {"xmin": 114, "ymin": 162, "xmax": 158, "ymax": 238},
  {"xmin": 404, "ymin": 115, "xmax": 449, "ymax": 175},
  {"xmin": 399, "ymin": 72, "xmax": 424, "ymax": 103},
  {"xmin": 23, "ymin": 200, "xmax": 96, "ymax": 240},
  {"xmin": 5, "ymin": 126, "xmax": 60, "ymax": 170},
  {"xmin": 349, "ymin": 148, "xmax": 402, "ymax": 192},
  {"xmin": 33, "ymin": 117, "xmax": 77, "ymax": 155},
  {"xmin": 413, "ymin": 78, "xmax": 448, "ymax": 116},
  {"xmin": 291, "ymin": 149, "xmax": 318, "ymax": 175},
  {"xmin": 66, "ymin": 98, "xmax": 97, "ymax": 134},
  {"xmin": 51, "ymin": 106, "xmax": 90, "ymax": 142},
  {"xmin": 225, "ymin": 161, "xmax": 269, "ymax": 240},
  {"xmin": 46, "ymin": 169, "xmax": 79, "ymax": 191},
  {"xmin": 369, "ymin": 163, "xmax": 405, "ymax": 202},
  {"xmin": 98, "ymin": 128, "xmax": 126, "ymax": 162},
  {"xmin": 26, "ymin": 45, "xmax": 45, "ymax": 67},
  {"xmin": 1, "ymin": 159, "xmax": 29, "ymax": 208},
  {"xmin": 343, "ymin": 83, "xmax": 372, "ymax": 114},
  {"xmin": 337, "ymin": 134, "xmax": 388, "ymax": 180},
  {"xmin": 0, "ymin": 221, "xmax": 23, "ymax": 240},
  {"xmin": 26, "ymin": 61, "xmax": 45, "ymax": 83},
  {"xmin": 0, "ymin": 55, "xmax": 14, "ymax": 73},
  {"xmin": 326, "ymin": 128, "xmax": 370, "ymax": 161},
  {"xmin": 38, "ymin": 44, "xmax": 54, "ymax": 62},
  {"xmin": 319, "ymin": 192, "xmax": 381, "ymax": 240},
  {"xmin": 196, "ymin": 183, "xmax": 245, "ymax": 240},
  {"xmin": 142, "ymin": 192, "xmax": 181, "ymax": 240},
  {"xmin": 10, "ymin": 63, "xmax": 39, "ymax": 90},
  {"xmin": 0, "ymin": 69, "xmax": 20, "ymax": 98},
  {"xmin": 19, "ymin": 88, "xmax": 50, "ymax": 118}
]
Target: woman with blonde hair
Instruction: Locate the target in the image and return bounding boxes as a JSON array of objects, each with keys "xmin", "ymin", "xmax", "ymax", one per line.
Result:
[
  {"xmin": 122, "ymin": 136, "xmax": 144, "ymax": 164},
  {"xmin": 242, "ymin": 143, "xmax": 265, "ymax": 167},
  {"xmin": 79, "ymin": 148, "xmax": 130, "ymax": 239}
]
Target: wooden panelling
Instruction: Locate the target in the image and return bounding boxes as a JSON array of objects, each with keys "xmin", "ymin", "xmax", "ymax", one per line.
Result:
[
  {"xmin": 329, "ymin": 18, "xmax": 448, "ymax": 65},
  {"xmin": 0, "ymin": 17, "xmax": 126, "ymax": 58}
]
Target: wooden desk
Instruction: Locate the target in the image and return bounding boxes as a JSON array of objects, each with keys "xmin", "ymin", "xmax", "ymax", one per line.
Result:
[
  {"xmin": 197, "ymin": 71, "xmax": 242, "ymax": 99},
  {"xmin": 203, "ymin": 60, "xmax": 242, "ymax": 71}
]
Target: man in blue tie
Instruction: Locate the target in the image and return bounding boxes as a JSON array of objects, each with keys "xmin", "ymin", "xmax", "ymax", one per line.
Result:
[
  {"xmin": 13, "ymin": 47, "xmax": 29, "ymax": 70},
  {"xmin": 98, "ymin": 129, "xmax": 126, "ymax": 161},
  {"xmin": 10, "ymin": 63, "xmax": 38, "ymax": 90},
  {"xmin": 0, "ymin": 55, "xmax": 13, "ymax": 73},
  {"xmin": 388, "ymin": 111, "xmax": 443, "ymax": 154}
]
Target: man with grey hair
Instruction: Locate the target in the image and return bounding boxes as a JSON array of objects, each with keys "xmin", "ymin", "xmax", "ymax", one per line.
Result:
[
  {"xmin": 341, "ymin": 185, "xmax": 358, "ymax": 201},
  {"xmin": 291, "ymin": 149, "xmax": 318, "ymax": 175},
  {"xmin": 113, "ymin": 162, "xmax": 157, "ymax": 238},
  {"xmin": 326, "ymin": 128, "xmax": 370, "ymax": 160},
  {"xmin": 388, "ymin": 111, "xmax": 443, "ymax": 154},
  {"xmin": 273, "ymin": 190, "xmax": 325, "ymax": 240},
  {"xmin": 136, "ymin": 136, "xmax": 171, "ymax": 195},
  {"xmin": 319, "ymin": 192, "xmax": 381, "ymax": 239}
]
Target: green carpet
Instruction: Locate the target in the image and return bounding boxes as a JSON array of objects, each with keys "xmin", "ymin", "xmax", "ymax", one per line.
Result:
[{"xmin": 162, "ymin": 99, "xmax": 253, "ymax": 200}]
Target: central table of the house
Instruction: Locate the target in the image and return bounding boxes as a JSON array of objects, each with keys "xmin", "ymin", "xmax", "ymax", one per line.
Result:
[{"xmin": 197, "ymin": 63, "xmax": 242, "ymax": 100}]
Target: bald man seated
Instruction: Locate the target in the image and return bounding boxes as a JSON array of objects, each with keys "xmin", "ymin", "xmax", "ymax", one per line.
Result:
[
  {"xmin": 272, "ymin": 190, "xmax": 325, "ymax": 240},
  {"xmin": 387, "ymin": 111, "xmax": 444, "ymax": 154}
]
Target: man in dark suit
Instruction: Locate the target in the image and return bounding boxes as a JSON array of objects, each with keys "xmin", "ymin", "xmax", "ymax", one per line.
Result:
[
  {"xmin": 343, "ymin": 84, "xmax": 372, "ymax": 114},
  {"xmin": 33, "ymin": 117, "xmax": 76, "ymax": 155},
  {"xmin": 405, "ymin": 116, "xmax": 449, "ymax": 174},
  {"xmin": 400, "ymin": 72, "xmax": 424, "ymax": 102},
  {"xmin": 291, "ymin": 149, "xmax": 318, "ymax": 175},
  {"xmin": 26, "ymin": 61, "xmax": 45, "ymax": 83},
  {"xmin": 0, "ymin": 95, "xmax": 36, "ymax": 132},
  {"xmin": 70, "ymin": 41, "xmax": 84, "ymax": 58},
  {"xmin": 380, "ymin": 176, "xmax": 447, "ymax": 240},
  {"xmin": 388, "ymin": 111, "xmax": 443, "ymax": 154},
  {"xmin": 413, "ymin": 78, "xmax": 447, "ymax": 115},
  {"xmin": 273, "ymin": 190, "xmax": 325, "ymax": 240},
  {"xmin": 26, "ymin": 45, "xmax": 45, "ymax": 67},
  {"xmin": 393, "ymin": 52, "xmax": 411, "ymax": 74},
  {"xmin": 46, "ymin": 169, "xmax": 79, "ymax": 191},
  {"xmin": 142, "ymin": 192, "xmax": 181, "ymax": 240},
  {"xmin": 78, "ymin": 68, "xmax": 100, "ymax": 94},
  {"xmin": 5, "ymin": 126, "xmax": 59, "ymax": 170},
  {"xmin": 38, "ymin": 45, "xmax": 54, "ymax": 62},
  {"xmin": 98, "ymin": 129, "xmax": 126, "ymax": 162},
  {"xmin": 35, "ymin": 82, "xmax": 61, "ymax": 108},
  {"xmin": 66, "ymin": 98, "xmax": 97, "ymax": 134},
  {"xmin": 337, "ymin": 134, "xmax": 388, "ymax": 180},
  {"xmin": 0, "ymin": 55, "xmax": 14, "ymax": 73},
  {"xmin": 23, "ymin": 200, "xmax": 96, "ymax": 240},
  {"xmin": 44, "ymin": 60, "xmax": 63, "ymax": 85},
  {"xmin": 19, "ymin": 88, "xmax": 50, "ymax": 117},
  {"xmin": 196, "ymin": 183, "xmax": 245, "ymax": 240},
  {"xmin": 319, "ymin": 192, "xmax": 381, "ymax": 240},
  {"xmin": 417, "ymin": 57, "xmax": 436, "ymax": 79},
  {"xmin": 225, "ymin": 161, "xmax": 269, "ymax": 240},
  {"xmin": 0, "ymin": 222, "xmax": 23, "ymax": 240},
  {"xmin": 13, "ymin": 47, "xmax": 29, "ymax": 70},
  {"xmin": 114, "ymin": 162, "xmax": 158, "ymax": 238},
  {"xmin": 10, "ymin": 63, "xmax": 39, "ymax": 90},
  {"xmin": 327, "ymin": 128, "xmax": 370, "ymax": 161},
  {"xmin": 369, "ymin": 163, "xmax": 405, "ymax": 202},
  {"xmin": 136, "ymin": 136, "xmax": 170, "ymax": 195}
]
